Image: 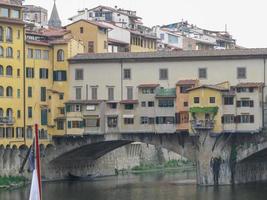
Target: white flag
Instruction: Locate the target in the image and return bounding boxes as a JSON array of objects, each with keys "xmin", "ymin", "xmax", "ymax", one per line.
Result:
[{"xmin": 29, "ymin": 169, "xmax": 40, "ymax": 200}]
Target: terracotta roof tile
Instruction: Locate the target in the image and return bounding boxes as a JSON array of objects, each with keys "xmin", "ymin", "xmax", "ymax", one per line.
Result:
[
  {"xmin": 176, "ymin": 80, "xmax": 198, "ymax": 85},
  {"xmin": 235, "ymin": 82, "xmax": 264, "ymax": 88}
]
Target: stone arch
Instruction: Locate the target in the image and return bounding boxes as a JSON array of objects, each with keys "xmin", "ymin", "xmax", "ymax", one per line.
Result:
[{"xmin": 237, "ymin": 141, "xmax": 267, "ymax": 162}]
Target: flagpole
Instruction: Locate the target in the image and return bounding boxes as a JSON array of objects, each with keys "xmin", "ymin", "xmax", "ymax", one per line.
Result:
[{"xmin": 35, "ymin": 124, "xmax": 42, "ymax": 200}]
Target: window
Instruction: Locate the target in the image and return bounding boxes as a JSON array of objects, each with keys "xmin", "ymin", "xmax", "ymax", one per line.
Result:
[
  {"xmin": 40, "ymin": 109, "xmax": 48, "ymax": 125},
  {"xmin": 108, "ymin": 87, "xmax": 114, "ymax": 101},
  {"xmin": 160, "ymin": 33, "xmax": 165, "ymax": 40},
  {"xmin": 210, "ymin": 97, "xmax": 215, "ymax": 103},
  {"xmin": 6, "ymin": 66, "xmax": 12, "ymax": 76},
  {"xmin": 0, "ymin": 8, "xmax": 9, "ymax": 17},
  {"xmin": 6, "ymin": 86, "xmax": 12, "ymax": 97},
  {"xmin": 85, "ymin": 118, "xmax": 99, "ymax": 127},
  {"xmin": 0, "ymin": 27, "xmax": 3, "ymax": 41},
  {"xmin": 43, "ymin": 50, "xmax": 49, "ymax": 60},
  {"xmin": 184, "ymin": 102, "xmax": 188, "ymax": 107},
  {"xmin": 148, "ymin": 101, "xmax": 154, "ymax": 107},
  {"xmin": 28, "ymin": 87, "xmax": 32, "ymax": 97},
  {"xmin": 236, "ymin": 100, "xmax": 254, "ymax": 107},
  {"xmin": 124, "ymin": 69, "xmax": 131, "ymax": 79},
  {"xmin": 194, "ymin": 97, "xmax": 200, "ymax": 104},
  {"xmin": 221, "ymin": 115, "xmax": 235, "ymax": 124},
  {"xmin": 6, "ymin": 127, "xmax": 13, "ymax": 138},
  {"xmin": 0, "ymin": 46, "xmax": 3, "ymax": 57},
  {"xmin": 11, "ymin": 10, "xmax": 19, "ymax": 19},
  {"xmin": 6, "ymin": 47, "xmax": 13, "ymax": 57},
  {"xmin": 224, "ymin": 97, "xmax": 234, "ymax": 105},
  {"xmin": 109, "ymin": 103, "xmax": 117, "ymax": 109},
  {"xmin": 17, "ymin": 89, "xmax": 20, "ymax": 98},
  {"xmin": 91, "ymin": 87, "xmax": 98, "ymax": 100},
  {"xmin": 140, "ymin": 117, "xmax": 148, "ymax": 124},
  {"xmin": 75, "ymin": 105, "xmax": 81, "ymax": 112},
  {"xmin": 26, "ymin": 127, "xmax": 33, "ymax": 139},
  {"xmin": 57, "ymin": 120, "xmax": 64, "ymax": 130},
  {"xmin": 0, "ymin": 127, "xmax": 4, "ymax": 138},
  {"xmin": 68, "ymin": 121, "xmax": 84, "ymax": 129},
  {"xmin": 39, "ymin": 68, "xmax": 48, "ymax": 79},
  {"xmin": 34, "ymin": 49, "xmax": 41, "ymax": 59},
  {"xmin": 75, "ymin": 69, "xmax": 83, "ymax": 80},
  {"xmin": 124, "ymin": 118, "xmax": 134, "ymax": 124},
  {"xmin": 142, "ymin": 88, "xmax": 155, "ymax": 94},
  {"xmin": 80, "ymin": 27, "xmax": 84, "ymax": 33},
  {"xmin": 17, "ymin": 50, "xmax": 20, "ymax": 59},
  {"xmin": 159, "ymin": 68, "xmax": 168, "ymax": 80},
  {"xmin": 6, "ymin": 27, "xmax": 12, "ymax": 42},
  {"xmin": 236, "ymin": 115, "xmax": 254, "ymax": 124},
  {"xmin": 158, "ymin": 99, "xmax": 174, "ymax": 107},
  {"xmin": 125, "ymin": 104, "xmax": 134, "ymax": 110},
  {"xmin": 17, "ymin": 30, "xmax": 20, "ymax": 39},
  {"xmin": 26, "ymin": 67, "xmax": 34, "ymax": 78},
  {"xmin": 28, "ymin": 48, "xmax": 33, "ymax": 58},
  {"xmin": 17, "ymin": 69, "xmax": 20, "ymax": 77},
  {"xmin": 156, "ymin": 116, "xmax": 175, "ymax": 124},
  {"xmin": 53, "ymin": 71, "xmax": 67, "ymax": 81},
  {"xmin": 17, "ymin": 110, "xmax": 21, "ymax": 119},
  {"xmin": 141, "ymin": 101, "xmax": 146, "ymax": 107},
  {"xmin": 148, "ymin": 118, "xmax": 155, "ymax": 124},
  {"xmin": 127, "ymin": 87, "xmax": 133, "ymax": 100},
  {"xmin": 198, "ymin": 68, "xmax": 207, "ymax": 79},
  {"xmin": 57, "ymin": 49, "xmax": 64, "ymax": 61},
  {"xmin": 0, "ymin": 65, "xmax": 3, "ymax": 76},
  {"xmin": 107, "ymin": 117, "xmax": 118, "ymax": 128},
  {"xmin": 75, "ymin": 87, "xmax": 82, "ymax": 100},
  {"xmin": 88, "ymin": 41, "xmax": 94, "ymax": 53},
  {"xmin": 237, "ymin": 67, "xmax": 246, "ymax": 79},
  {"xmin": 59, "ymin": 93, "xmax": 64, "ymax": 100},
  {"xmin": 40, "ymin": 87, "xmax": 46, "ymax": 101},
  {"xmin": 0, "ymin": 86, "xmax": 3, "ymax": 97},
  {"xmin": 28, "ymin": 107, "xmax": 32, "ymax": 118}
]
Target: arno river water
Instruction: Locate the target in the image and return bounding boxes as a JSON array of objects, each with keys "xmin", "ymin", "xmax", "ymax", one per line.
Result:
[{"xmin": 1, "ymin": 170, "xmax": 267, "ymax": 200}]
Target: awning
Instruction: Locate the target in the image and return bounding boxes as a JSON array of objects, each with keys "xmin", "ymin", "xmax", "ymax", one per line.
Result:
[{"xmin": 123, "ymin": 114, "xmax": 134, "ymax": 118}]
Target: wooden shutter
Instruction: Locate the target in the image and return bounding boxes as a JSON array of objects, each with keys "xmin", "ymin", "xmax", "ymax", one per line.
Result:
[
  {"xmin": 250, "ymin": 115, "xmax": 254, "ymax": 123},
  {"xmin": 250, "ymin": 101, "xmax": 254, "ymax": 107}
]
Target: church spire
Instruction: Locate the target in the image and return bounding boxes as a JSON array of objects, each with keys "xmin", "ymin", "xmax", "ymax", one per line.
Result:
[{"xmin": 48, "ymin": 0, "xmax": 62, "ymax": 28}]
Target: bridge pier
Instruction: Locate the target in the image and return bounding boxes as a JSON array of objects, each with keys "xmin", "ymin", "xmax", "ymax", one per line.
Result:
[{"xmin": 196, "ymin": 132, "xmax": 232, "ymax": 185}]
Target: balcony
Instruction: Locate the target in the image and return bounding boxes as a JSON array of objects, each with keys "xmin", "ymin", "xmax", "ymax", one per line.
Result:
[
  {"xmin": 190, "ymin": 120, "xmax": 215, "ymax": 130},
  {"xmin": 0, "ymin": 117, "xmax": 15, "ymax": 125}
]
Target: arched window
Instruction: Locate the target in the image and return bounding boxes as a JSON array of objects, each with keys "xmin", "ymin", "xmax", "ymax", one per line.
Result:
[
  {"xmin": 6, "ymin": 27, "xmax": 12, "ymax": 42},
  {"xmin": 0, "ymin": 65, "xmax": 3, "ymax": 76},
  {"xmin": 0, "ymin": 27, "xmax": 3, "ymax": 41},
  {"xmin": 6, "ymin": 86, "xmax": 13, "ymax": 97},
  {"xmin": 0, "ymin": 46, "xmax": 3, "ymax": 57},
  {"xmin": 6, "ymin": 108, "xmax": 13, "ymax": 119},
  {"xmin": 0, "ymin": 86, "xmax": 4, "ymax": 97},
  {"xmin": 57, "ymin": 49, "xmax": 64, "ymax": 61},
  {"xmin": 0, "ymin": 108, "xmax": 3, "ymax": 117},
  {"xmin": 6, "ymin": 47, "xmax": 13, "ymax": 57},
  {"xmin": 6, "ymin": 66, "xmax": 12, "ymax": 76}
]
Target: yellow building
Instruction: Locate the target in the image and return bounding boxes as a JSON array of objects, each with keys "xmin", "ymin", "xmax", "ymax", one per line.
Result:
[
  {"xmin": 65, "ymin": 19, "xmax": 110, "ymax": 53},
  {"xmin": 0, "ymin": 0, "xmax": 25, "ymax": 147},
  {"xmin": 130, "ymin": 31, "xmax": 157, "ymax": 52},
  {"xmin": 25, "ymin": 28, "xmax": 84, "ymax": 146},
  {"xmin": 187, "ymin": 84, "xmax": 229, "ymax": 134}
]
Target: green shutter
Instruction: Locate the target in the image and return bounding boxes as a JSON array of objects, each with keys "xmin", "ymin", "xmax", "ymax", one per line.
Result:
[
  {"xmin": 68, "ymin": 121, "xmax": 71, "ymax": 129},
  {"xmin": 66, "ymin": 105, "xmax": 71, "ymax": 112}
]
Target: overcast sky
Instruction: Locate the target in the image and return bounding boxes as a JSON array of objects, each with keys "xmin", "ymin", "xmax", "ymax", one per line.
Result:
[{"xmin": 24, "ymin": 0, "xmax": 265, "ymax": 48}]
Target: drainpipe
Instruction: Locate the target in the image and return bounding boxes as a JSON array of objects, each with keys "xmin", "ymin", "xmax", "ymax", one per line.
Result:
[
  {"xmin": 23, "ymin": 26, "xmax": 26, "ymax": 144},
  {"xmin": 120, "ymin": 59, "xmax": 123, "ymax": 100}
]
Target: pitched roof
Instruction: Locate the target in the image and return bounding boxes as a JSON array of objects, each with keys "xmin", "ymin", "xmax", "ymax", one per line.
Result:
[
  {"xmin": 65, "ymin": 19, "xmax": 111, "ymax": 29},
  {"xmin": 235, "ymin": 82, "xmax": 264, "ymax": 88},
  {"xmin": 69, "ymin": 48, "xmax": 267, "ymax": 63},
  {"xmin": 48, "ymin": 1, "xmax": 62, "ymax": 28},
  {"xmin": 176, "ymin": 79, "xmax": 198, "ymax": 85},
  {"xmin": 187, "ymin": 85, "xmax": 229, "ymax": 92}
]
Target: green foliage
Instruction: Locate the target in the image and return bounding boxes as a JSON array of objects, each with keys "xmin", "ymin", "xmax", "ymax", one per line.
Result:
[
  {"xmin": 0, "ymin": 176, "xmax": 26, "ymax": 187},
  {"xmin": 189, "ymin": 106, "xmax": 218, "ymax": 114},
  {"xmin": 132, "ymin": 160, "xmax": 194, "ymax": 171}
]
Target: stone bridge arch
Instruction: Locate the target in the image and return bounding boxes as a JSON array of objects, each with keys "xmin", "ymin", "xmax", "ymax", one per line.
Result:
[{"xmin": 42, "ymin": 133, "xmax": 196, "ymax": 180}]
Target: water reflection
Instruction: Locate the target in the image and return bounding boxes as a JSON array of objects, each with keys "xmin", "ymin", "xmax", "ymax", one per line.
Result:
[{"xmin": 1, "ymin": 171, "xmax": 267, "ymax": 200}]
